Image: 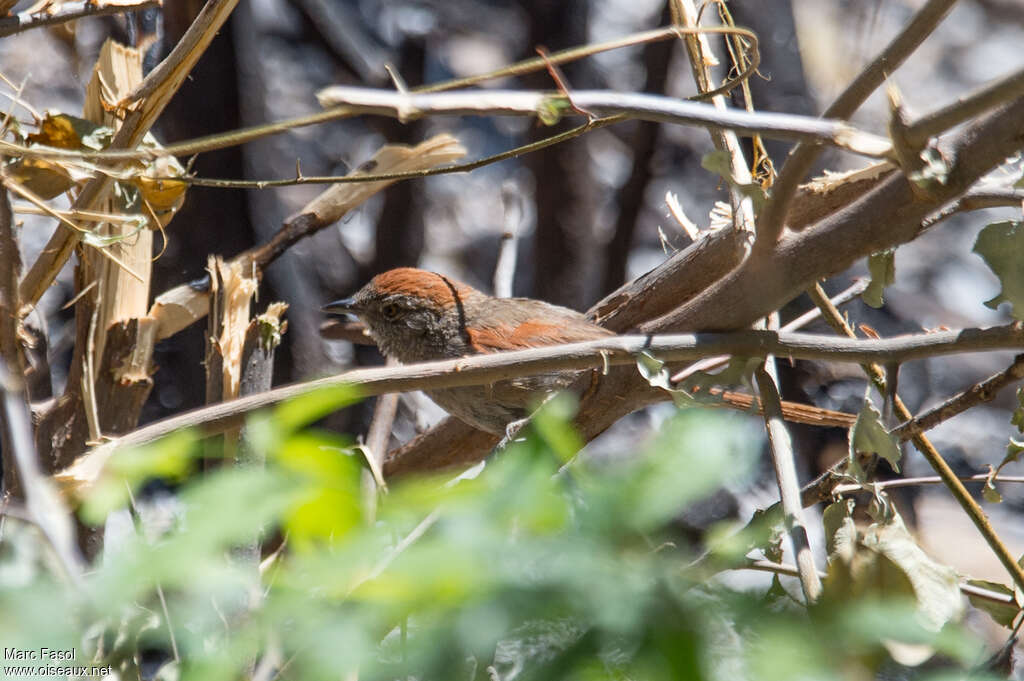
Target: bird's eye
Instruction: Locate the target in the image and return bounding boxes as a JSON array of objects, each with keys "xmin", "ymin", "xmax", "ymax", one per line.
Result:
[{"xmin": 382, "ymin": 303, "xmax": 401, "ymax": 320}]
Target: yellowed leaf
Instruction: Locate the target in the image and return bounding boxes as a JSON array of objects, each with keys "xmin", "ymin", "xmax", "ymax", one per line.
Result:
[{"xmin": 6, "ymin": 157, "xmax": 76, "ymax": 199}]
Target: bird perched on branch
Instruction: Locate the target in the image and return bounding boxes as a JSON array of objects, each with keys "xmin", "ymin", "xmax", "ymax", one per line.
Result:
[{"xmin": 323, "ymin": 267, "xmax": 614, "ymax": 433}]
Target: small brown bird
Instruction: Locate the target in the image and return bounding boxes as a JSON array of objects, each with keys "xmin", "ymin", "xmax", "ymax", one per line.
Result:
[{"xmin": 323, "ymin": 267, "xmax": 614, "ymax": 434}]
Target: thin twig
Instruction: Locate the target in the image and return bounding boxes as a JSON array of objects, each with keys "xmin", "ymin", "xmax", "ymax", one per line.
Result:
[
  {"xmin": 921, "ymin": 188, "xmax": 1024, "ymax": 232},
  {"xmin": 796, "ymin": 354, "xmax": 1024, "ymax": 511},
  {"xmin": 832, "ymin": 474, "xmax": 1024, "ymax": 494},
  {"xmin": 906, "ymin": 66, "xmax": 1024, "ymax": 146},
  {"xmin": 315, "ymin": 87, "xmax": 893, "ymax": 159},
  {"xmin": 753, "ymin": 0, "xmax": 960, "ymax": 251},
  {"xmin": 893, "ymin": 354, "xmax": 1024, "ymax": 441},
  {"xmin": 0, "ymin": 0, "xmax": 162, "ymax": 37},
  {"xmin": 348, "ymin": 510, "xmax": 439, "ymax": 594},
  {"xmin": 2, "ymin": 26, "xmax": 753, "ymax": 166},
  {"xmin": 676, "ymin": 0, "xmax": 758, "ymax": 239},
  {"xmin": 3, "ymin": 177, "xmax": 145, "ymax": 282},
  {"xmin": 166, "ymin": 118, "xmax": 618, "ymax": 190},
  {"xmin": 672, "ymin": 279, "xmax": 868, "ymax": 382}
]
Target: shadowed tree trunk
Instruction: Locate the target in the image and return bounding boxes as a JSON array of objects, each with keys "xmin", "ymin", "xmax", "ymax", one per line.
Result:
[
  {"xmin": 523, "ymin": 0, "xmax": 600, "ymax": 310},
  {"xmin": 147, "ymin": 2, "xmax": 256, "ymax": 424},
  {"xmin": 601, "ymin": 1, "xmax": 675, "ymax": 295},
  {"xmin": 369, "ymin": 38, "xmax": 427, "ymax": 276}
]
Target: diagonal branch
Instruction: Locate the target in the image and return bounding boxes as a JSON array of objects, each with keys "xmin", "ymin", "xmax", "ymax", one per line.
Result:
[
  {"xmin": 756, "ymin": 361, "xmax": 822, "ymax": 603},
  {"xmin": 0, "ymin": 0, "xmax": 161, "ymax": 38},
  {"xmin": 646, "ymin": 95, "xmax": 1024, "ymax": 333},
  {"xmin": 753, "ymin": 0, "xmax": 960, "ymax": 251}
]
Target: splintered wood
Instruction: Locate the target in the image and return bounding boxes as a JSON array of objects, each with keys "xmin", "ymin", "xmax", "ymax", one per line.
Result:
[
  {"xmin": 82, "ymin": 40, "xmax": 153, "ymax": 363},
  {"xmin": 206, "ymin": 256, "xmax": 258, "ymax": 403}
]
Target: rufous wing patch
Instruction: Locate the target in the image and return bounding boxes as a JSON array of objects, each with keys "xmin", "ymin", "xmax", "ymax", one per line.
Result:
[{"xmin": 466, "ymin": 319, "xmax": 612, "ymax": 353}]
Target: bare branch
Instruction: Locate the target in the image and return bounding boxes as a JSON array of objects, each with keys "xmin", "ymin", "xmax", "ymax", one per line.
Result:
[
  {"xmin": 756, "ymin": 361, "xmax": 822, "ymax": 602},
  {"xmin": 315, "ymin": 87, "xmax": 894, "ymax": 159},
  {"xmin": 906, "ymin": 66, "xmax": 1024, "ymax": 146},
  {"xmin": 1, "ymin": 26, "xmax": 751, "ymax": 165},
  {"xmin": 0, "ymin": 0, "xmax": 161, "ymax": 38},
  {"xmin": 56, "ymin": 324, "xmax": 1024, "ymax": 493},
  {"xmin": 647, "ymin": 96, "xmax": 1024, "ymax": 333},
  {"xmin": 893, "ymin": 354, "xmax": 1024, "ymax": 441},
  {"xmin": 833, "ymin": 474, "xmax": 1024, "ymax": 494}
]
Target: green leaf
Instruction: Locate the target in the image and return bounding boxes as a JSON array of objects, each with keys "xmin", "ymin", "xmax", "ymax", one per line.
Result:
[
  {"xmin": 530, "ymin": 392, "xmax": 582, "ymax": 463},
  {"xmin": 275, "ymin": 432, "xmax": 363, "ymax": 549},
  {"xmin": 1004, "ymin": 437, "xmax": 1024, "ymax": 467},
  {"xmin": 850, "ymin": 398, "xmax": 902, "ymax": 473},
  {"xmin": 973, "ymin": 220, "xmax": 1024, "ymax": 319},
  {"xmin": 636, "ymin": 352, "xmax": 698, "ymax": 407},
  {"xmin": 618, "ymin": 410, "xmax": 755, "ymax": 531},
  {"xmin": 863, "ymin": 249, "xmax": 895, "ymax": 308},
  {"xmin": 537, "ymin": 97, "xmax": 568, "ymax": 126},
  {"xmin": 273, "ymin": 384, "xmax": 362, "ymax": 432},
  {"xmin": 80, "ymin": 429, "xmax": 199, "ymax": 522},
  {"xmin": 982, "ymin": 480, "xmax": 1003, "ymax": 504}
]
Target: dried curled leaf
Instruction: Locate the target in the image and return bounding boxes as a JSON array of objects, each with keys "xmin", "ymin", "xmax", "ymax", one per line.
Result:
[
  {"xmin": 27, "ymin": 111, "xmax": 113, "ymax": 150},
  {"xmin": 128, "ymin": 139, "xmax": 187, "ymax": 227},
  {"xmin": 823, "ymin": 504, "xmax": 964, "ymax": 660},
  {"xmin": 5, "ymin": 158, "xmax": 75, "ymax": 199}
]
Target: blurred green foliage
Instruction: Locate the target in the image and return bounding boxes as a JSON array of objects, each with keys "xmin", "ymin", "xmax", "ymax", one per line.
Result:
[{"xmin": 0, "ymin": 389, "xmax": 1004, "ymax": 681}]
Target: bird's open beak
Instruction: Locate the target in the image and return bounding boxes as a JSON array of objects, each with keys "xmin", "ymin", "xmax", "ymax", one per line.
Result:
[{"xmin": 322, "ymin": 297, "xmax": 360, "ymax": 316}]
